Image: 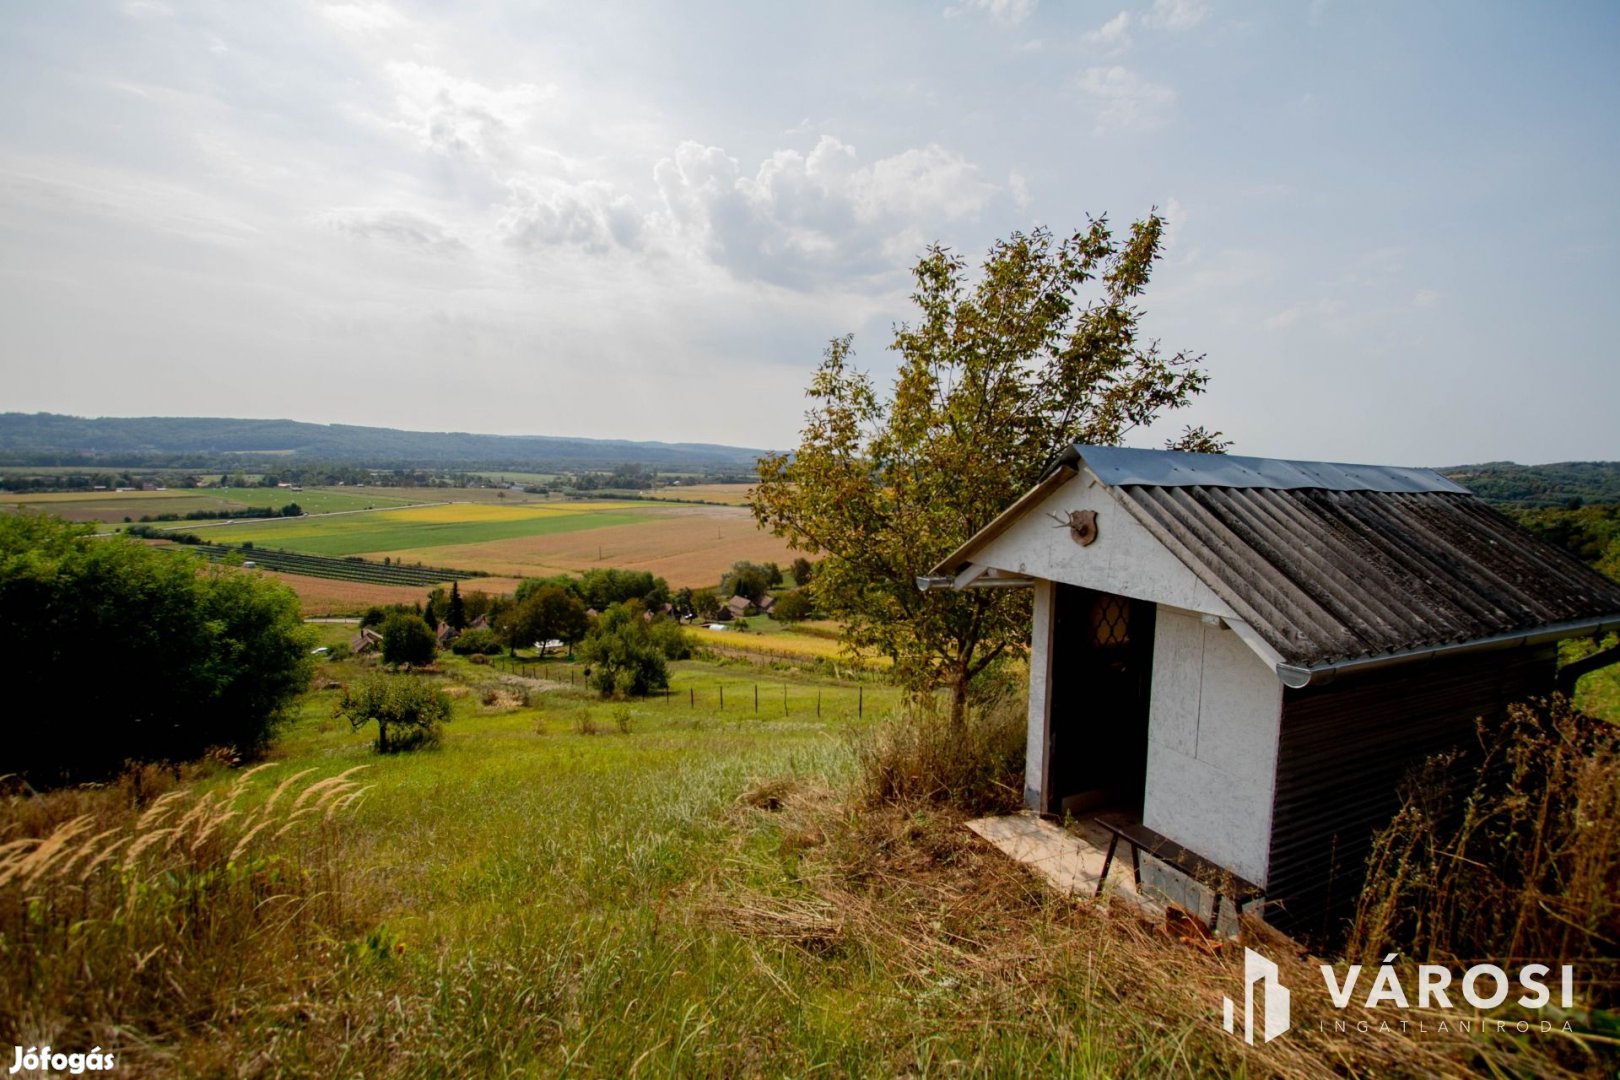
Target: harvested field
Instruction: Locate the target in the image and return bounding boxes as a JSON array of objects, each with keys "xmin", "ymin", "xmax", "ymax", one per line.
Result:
[
  {"xmin": 264, "ymin": 570, "xmax": 527, "ymax": 615},
  {"xmin": 373, "ymin": 504, "xmax": 801, "ymax": 587}
]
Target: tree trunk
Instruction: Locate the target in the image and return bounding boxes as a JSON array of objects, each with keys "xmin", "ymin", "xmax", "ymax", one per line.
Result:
[{"xmin": 949, "ymin": 671, "xmax": 969, "ymax": 730}]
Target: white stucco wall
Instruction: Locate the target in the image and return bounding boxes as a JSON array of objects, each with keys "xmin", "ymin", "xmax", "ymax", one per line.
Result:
[
  {"xmin": 1025, "ymin": 579, "xmax": 1055, "ymax": 809},
  {"xmin": 1141, "ymin": 609, "xmax": 1282, "ymax": 885},
  {"xmin": 970, "ymin": 469, "xmax": 1236, "ymax": 617}
]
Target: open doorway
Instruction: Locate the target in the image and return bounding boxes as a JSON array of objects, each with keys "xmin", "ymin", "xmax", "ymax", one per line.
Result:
[{"xmin": 1043, "ymin": 584, "xmax": 1156, "ymax": 819}]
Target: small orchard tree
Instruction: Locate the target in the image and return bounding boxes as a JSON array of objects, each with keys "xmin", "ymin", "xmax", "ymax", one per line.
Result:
[
  {"xmin": 577, "ymin": 603, "xmax": 670, "ymax": 697},
  {"xmin": 380, "ymin": 611, "xmax": 436, "ymax": 667},
  {"xmin": 335, "ymin": 675, "xmax": 451, "ymax": 753},
  {"xmin": 752, "ymin": 215, "xmax": 1225, "ymax": 725}
]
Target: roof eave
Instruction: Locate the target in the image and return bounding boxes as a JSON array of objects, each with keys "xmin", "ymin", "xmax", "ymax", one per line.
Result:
[
  {"xmin": 1276, "ymin": 613, "xmax": 1620, "ymax": 689},
  {"xmin": 925, "ymin": 464, "xmax": 1078, "ymax": 578}
]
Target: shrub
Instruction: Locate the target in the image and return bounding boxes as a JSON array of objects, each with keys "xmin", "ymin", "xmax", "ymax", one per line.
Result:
[
  {"xmin": 772, "ymin": 589, "xmax": 816, "ymax": 621},
  {"xmin": 451, "ymin": 626, "xmax": 504, "ymax": 655},
  {"xmin": 335, "ymin": 675, "xmax": 451, "ymax": 753},
  {"xmin": 0, "ymin": 513, "xmax": 314, "ymax": 786},
  {"xmin": 855, "ymin": 688, "xmax": 1026, "ymax": 816},
  {"xmin": 577, "ymin": 603, "xmax": 669, "ymax": 697},
  {"xmin": 380, "ymin": 611, "xmax": 436, "ymax": 667}
]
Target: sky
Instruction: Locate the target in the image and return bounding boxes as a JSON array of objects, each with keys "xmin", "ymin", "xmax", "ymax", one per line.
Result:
[{"xmin": 1, "ymin": 1, "xmax": 1617, "ymax": 466}]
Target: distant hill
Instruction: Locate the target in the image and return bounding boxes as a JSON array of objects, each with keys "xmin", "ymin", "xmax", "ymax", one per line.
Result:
[
  {"xmin": 0, "ymin": 413, "xmax": 768, "ymax": 472},
  {"xmin": 1439, "ymin": 461, "xmax": 1620, "ymax": 507}
]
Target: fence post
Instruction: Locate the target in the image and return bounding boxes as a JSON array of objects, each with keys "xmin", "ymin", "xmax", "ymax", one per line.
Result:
[
  {"xmin": 754, "ymin": 684, "xmax": 758, "ymax": 713},
  {"xmin": 817, "ymin": 690, "xmax": 821, "ymax": 717},
  {"xmin": 690, "ymin": 687, "xmax": 694, "ymax": 708},
  {"xmin": 719, "ymin": 685, "xmax": 724, "ymax": 710},
  {"xmin": 859, "ymin": 685, "xmax": 863, "ymax": 718},
  {"xmin": 783, "ymin": 684, "xmax": 787, "ymax": 716}
]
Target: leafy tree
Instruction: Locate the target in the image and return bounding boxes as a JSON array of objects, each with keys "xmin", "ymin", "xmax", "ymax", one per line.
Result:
[
  {"xmin": 791, "ymin": 557, "xmax": 814, "ymax": 587},
  {"xmin": 447, "ymin": 581, "xmax": 467, "ymax": 630},
  {"xmin": 380, "ymin": 610, "xmax": 436, "ymax": 667},
  {"xmin": 577, "ymin": 603, "xmax": 671, "ymax": 697},
  {"xmin": 751, "ymin": 215, "xmax": 1224, "ymax": 724},
  {"xmin": 335, "ymin": 674, "xmax": 450, "ymax": 753},
  {"xmin": 773, "ymin": 589, "xmax": 816, "ymax": 622},
  {"xmin": 498, "ymin": 585, "xmax": 588, "ymax": 654},
  {"xmin": 720, "ymin": 560, "xmax": 781, "ymax": 600},
  {"xmin": 0, "ymin": 512, "xmax": 314, "ymax": 785},
  {"xmin": 689, "ymin": 586, "xmax": 722, "ymax": 621}
]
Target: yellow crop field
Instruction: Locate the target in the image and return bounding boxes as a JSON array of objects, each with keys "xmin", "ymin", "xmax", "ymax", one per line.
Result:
[
  {"xmin": 381, "ymin": 500, "xmax": 635, "ymax": 525},
  {"xmin": 655, "ymin": 483, "xmax": 754, "ymax": 505}
]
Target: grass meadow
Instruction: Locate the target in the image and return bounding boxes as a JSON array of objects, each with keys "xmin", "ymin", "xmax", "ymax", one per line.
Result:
[
  {"xmin": 4, "ymin": 643, "xmax": 1612, "ymax": 1078},
  {"xmin": 187, "ymin": 502, "xmax": 658, "ymax": 555}
]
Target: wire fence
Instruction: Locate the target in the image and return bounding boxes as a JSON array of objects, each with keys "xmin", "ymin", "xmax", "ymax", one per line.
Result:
[{"xmin": 490, "ymin": 655, "xmax": 882, "ymax": 718}]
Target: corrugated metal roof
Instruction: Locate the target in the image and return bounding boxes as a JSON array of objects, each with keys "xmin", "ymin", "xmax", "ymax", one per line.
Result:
[
  {"xmin": 1112, "ymin": 483, "xmax": 1620, "ymax": 667},
  {"xmin": 1073, "ymin": 444, "xmax": 1468, "ymax": 494}
]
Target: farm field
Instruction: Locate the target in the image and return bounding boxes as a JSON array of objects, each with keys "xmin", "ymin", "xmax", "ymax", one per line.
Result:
[
  {"xmin": 376, "ymin": 503, "xmax": 801, "ymax": 586},
  {"xmin": 256, "ymin": 571, "xmax": 528, "ymax": 616},
  {"xmin": 2, "ymin": 485, "xmax": 419, "ymax": 522},
  {"xmin": 191, "ymin": 500, "xmax": 657, "ymax": 555},
  {"xmin": 650, "ymin": 481, "xmax": 754, "ymax": 504}
]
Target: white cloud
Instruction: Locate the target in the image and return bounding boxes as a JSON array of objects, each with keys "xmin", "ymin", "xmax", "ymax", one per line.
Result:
[
  {"xmin": 323, "ymin": 207, "xmax": 467, "ymax": 253},
  {"xmin": 498, "ymin": 181, "xmax": 643, "ymax": 253},
  {"xmin": 1077, "ymin": 66, "xmax": 1176, "ymax": 133},
  {"xmin": 383, "ymin": 62, "xmax": 554, "ymax": 165},
  {"xmin": 318, "ymin": 1, "xmax": 406, "ymax": 34},
  {"xmin": 1264, "ymin": 298, "xmax": 1348, "ymax": 331},
  {"xmin": 120, "ymin": 1, "xmax": 174, "ymax": 19},
  {"xmin": 1009, "ymin": 170, "xmax": 1032, "ymax": 211},
  {"xmin": 1412, "ymin": 289, "xmax": 1440, "ymax": 308},
  {"xmin": 654, "ymin": 135, "xmax": 995, "ymax": 286},
  {"xmin": 1082, "ymin": 12, "xmax": 1133, "ymax": 56},
  {"xmin": 1142, "ymin": 0, "xmax": 1209, "ymax": 31},
  {"xmin": 946, "ymin": 0, "xmax": 1037, "ymax": 26}
]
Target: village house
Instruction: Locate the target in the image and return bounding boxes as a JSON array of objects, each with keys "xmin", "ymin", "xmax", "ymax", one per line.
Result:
[{"xmin": 921, "ymin": 444, "xmax": 1620, "ymax": 939}]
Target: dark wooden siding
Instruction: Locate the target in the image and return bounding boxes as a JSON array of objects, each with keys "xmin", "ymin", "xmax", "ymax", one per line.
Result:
[{"xmin": 1264, "ymin": 645, "xmax": 1557, "ymax": 943}]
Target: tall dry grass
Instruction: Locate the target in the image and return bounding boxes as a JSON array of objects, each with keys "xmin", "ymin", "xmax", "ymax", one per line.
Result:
[
  {"xmin": 853, "ymin": 688, "xmax": 1026, "ymax": 815},
  {"xmin": 0, "ymin": 764, "xmax": 369, "ymax": 1055},
  {"xmin": 1351, "ymin": 695, "xmax": 1620, "ymax": 1008}
]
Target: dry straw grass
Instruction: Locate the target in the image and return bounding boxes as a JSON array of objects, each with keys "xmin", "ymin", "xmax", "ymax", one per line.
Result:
[
  {"xmin": 0, "ymin": 765, "xmax": 369, "ymax": 1054},
  {"xmin": 1351, "ymin": 695, "xmax": 1620, "ymax": 1009},
  {"xmin": 713, "ymin": 779, "xmax": 1618, "ymax": 1078}
]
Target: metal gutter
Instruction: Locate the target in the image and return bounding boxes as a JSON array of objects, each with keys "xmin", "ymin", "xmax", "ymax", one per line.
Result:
[{"xmin": 1274, "ymin": 614, "xmax": 1620, "ymax": 689}]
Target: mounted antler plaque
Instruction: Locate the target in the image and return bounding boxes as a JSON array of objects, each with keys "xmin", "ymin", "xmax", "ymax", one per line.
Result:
[{"xmin": 1048, "ymin": 509, "xmax": 1098, "ymax": 546}]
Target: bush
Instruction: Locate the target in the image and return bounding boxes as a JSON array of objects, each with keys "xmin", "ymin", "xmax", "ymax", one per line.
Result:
[
  {"xmin": 451, "ymin": 626, "xmax": 504, "ymax": 655},
  {"xmin": 577, "ymin": 603, "xmax": 669, "ymax": 697},
  {"xmin": 380, "ymin": 611, "xmax": 436, "ymax": 667},
  {"xmin": 855, "ymin": 688, "xmax": 1026, "ymax": 816},
  {"xmin": 0, "ymin": 513, "xmax": 314, "ymax": 786},
  {"xmin": 335, "ymin": 674, "xmax": 451, "ymax": 753},
  {"xmin": 772, "ymin": 589, "xmax": 816, "ymax": 621}
]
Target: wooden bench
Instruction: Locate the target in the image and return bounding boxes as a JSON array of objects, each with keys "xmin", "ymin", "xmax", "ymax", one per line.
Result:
[{"xmin": 1094, "ymin": 818, "xmax": 1263, "ymax": 931}]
